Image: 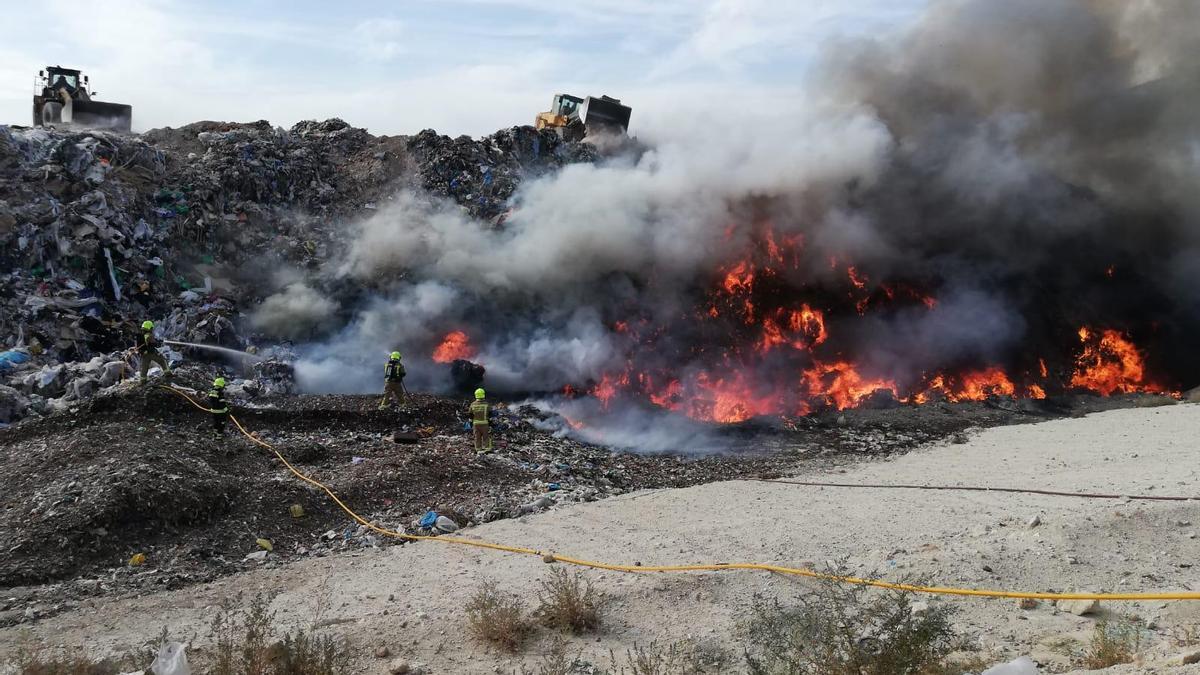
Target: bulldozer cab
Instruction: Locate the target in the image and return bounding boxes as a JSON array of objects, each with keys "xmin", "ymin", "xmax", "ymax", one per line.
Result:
[
  {"xmin": 550, "ymin": 94, "xmax": 583, "ymax": 119},
  {"xmin": 41, "ymin": 67, "xmax": 85, "ymax": 97}
]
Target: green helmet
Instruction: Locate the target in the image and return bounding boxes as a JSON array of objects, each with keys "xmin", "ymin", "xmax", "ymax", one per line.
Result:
[
  {"xmin": 213, "ymin": 377, "xmax": 226, "ymax": 388},
  {"xmin": 390, "ymin": 351, "xmax": 401, "ymax": 360},
  {"xmin": 474, "ymin": 388, "xmax": 486, "ymax": 400},
  {"xmin": 141, "ymin": 320, "xmax": 154, "ymax": 330}
]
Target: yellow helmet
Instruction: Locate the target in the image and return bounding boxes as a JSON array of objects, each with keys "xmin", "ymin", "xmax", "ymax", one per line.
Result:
[
  {"xmin": 474, "ymin": 388, "xmax": 486, "ymax": 400},
  {"xmin": 213, "ymin": 377, "xmax": 226, "ymax": 388},
  {"xmin": 141, "ymin": 320, "xmax": 154, "ymax": 330},
  {"xmin": 390, "ymin": 351, "xmax": 401, "ymax": 360}
]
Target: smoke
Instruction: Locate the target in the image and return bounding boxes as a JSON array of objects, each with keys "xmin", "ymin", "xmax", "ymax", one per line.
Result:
[
  {"xmin": 249, "ymin": 282, "xmax": 338, "ymax": 339},
  {"xmin": 267, "ymin": 0, "xmax": 1200, "ymax": 449}
]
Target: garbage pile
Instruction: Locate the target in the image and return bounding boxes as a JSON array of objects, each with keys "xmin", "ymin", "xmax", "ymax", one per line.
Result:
[
  {"xmin": 406, "ymin": 126, "xmax": 599, "ymax": 222},
  {"xmin": 0, "ymin": 116, "xmax": 618, "ymax": 425},
  {"xmin": 141, "ymin": 119, "xmax": 394, "ymax": 270}
]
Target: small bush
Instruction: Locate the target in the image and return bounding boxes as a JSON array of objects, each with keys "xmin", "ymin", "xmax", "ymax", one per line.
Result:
[
  {"xmin": 611, "ymin": 639, "xmax": 732, "ymax": 675},
  {"xmin": 1169, "ymin": 623, "xmax": 1200, "ymax": 648},
  {"xmin": 1081, "ymin": 618, "xmax": 1142, "ymax": 669},
  {"xmin": 741, "ymin": 573, "xmax": 968, "ymax": 675},
  {"xmin": 466, "ymin": 581, "xmax": 534, "ymax": 652},
  {"xmin": 519, "ymin": 638, "xmax": 577, "ymax": 675},
  {"xmin": 6, "ymin": 648, "xmax": 118, "ymax": 675},
  {"xmin": 209, "ymin": 593, "xmax": 353, "ymax": 675},
  {"xmin": 536, "ymin": 568, "xmax": 604, "ymax": 634},
  {"xmin": 4, "ymin": 631, "xmax": 146, "ymax": 675}
]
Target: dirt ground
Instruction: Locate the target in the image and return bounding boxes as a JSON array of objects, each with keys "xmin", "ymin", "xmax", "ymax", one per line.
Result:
[{"xmin": 2, "ymin": 397, "xmax": 1198, "ymax": 672}]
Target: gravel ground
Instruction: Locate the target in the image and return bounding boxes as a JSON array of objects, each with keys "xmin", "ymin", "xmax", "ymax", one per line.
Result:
[{"xmin": 2, "ymin": 399, "xmax": 1197, "ymax": 672}]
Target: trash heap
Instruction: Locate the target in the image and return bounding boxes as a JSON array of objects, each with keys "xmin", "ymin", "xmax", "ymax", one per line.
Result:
[
  {"xmin": 406, "ymin": 125, "xmax": 599, "ymax": 222},
  {"xmin": 0, "ymin": 117, "xmax": 612, "ymax": 425}
]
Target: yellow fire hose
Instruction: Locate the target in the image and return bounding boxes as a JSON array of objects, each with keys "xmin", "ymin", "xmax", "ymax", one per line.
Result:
[{"xmin": 159, "ymin": 384, "xmax": 1200, "ymax": 601}]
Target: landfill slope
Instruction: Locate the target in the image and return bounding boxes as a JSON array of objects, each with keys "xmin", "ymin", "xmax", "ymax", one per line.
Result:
[{"xmin": 0, "ymin": 119, "xmax": 603, "ymax": 427}]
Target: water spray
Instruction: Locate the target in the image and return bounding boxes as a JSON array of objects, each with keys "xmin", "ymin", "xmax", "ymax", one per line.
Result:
[{"xmin": 164, "ymin": 340, "xmax": 264, "ymax": 362}]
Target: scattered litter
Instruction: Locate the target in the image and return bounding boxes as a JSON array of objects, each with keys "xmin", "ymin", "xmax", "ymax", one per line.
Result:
[{"xmin": 149, "ymin": 642, "xmax": 190, "ymax": 675}]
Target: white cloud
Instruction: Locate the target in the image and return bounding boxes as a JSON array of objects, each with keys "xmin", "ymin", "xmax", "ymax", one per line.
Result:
[
  {"xmin": 0, "ymin": 0, "xmax": 929, "ymax": 136},
  {"xmin": 354, "ymin": 18, "xmax": 406, "ymax": 61}
]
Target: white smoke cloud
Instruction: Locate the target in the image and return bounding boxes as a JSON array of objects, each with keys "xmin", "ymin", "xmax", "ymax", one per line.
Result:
[{"xmin": 249, "ymin": 282, "xmax": 338, "ymax": 339}]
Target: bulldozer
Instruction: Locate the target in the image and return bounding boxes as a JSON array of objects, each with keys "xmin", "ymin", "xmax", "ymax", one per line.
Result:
[
  {"xmin": 535, "ymin": 94, "xmax": 631, "ymax": 141},
  {"xmin": 32, "ymin": 66, "xmax": 132, "ymax": 132}
]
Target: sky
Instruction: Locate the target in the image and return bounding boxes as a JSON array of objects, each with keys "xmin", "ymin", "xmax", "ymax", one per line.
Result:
[{"xmin": 0, "ymin": 0, "xmax": 927, "ymax": 137}]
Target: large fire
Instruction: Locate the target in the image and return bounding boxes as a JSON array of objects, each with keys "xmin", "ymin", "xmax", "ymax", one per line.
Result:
[
  {"xmin": 572, "ymin": 222, "xmax": 1174, "ymax": 424},
  {"xmin": 432, "ymin": 330, "xmax": 476, "ymax": 363}
]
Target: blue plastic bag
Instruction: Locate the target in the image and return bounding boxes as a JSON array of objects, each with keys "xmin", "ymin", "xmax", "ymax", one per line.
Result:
[{"xmin": 0, "ymin": 350, "xmax": 30, "ymax": 373}]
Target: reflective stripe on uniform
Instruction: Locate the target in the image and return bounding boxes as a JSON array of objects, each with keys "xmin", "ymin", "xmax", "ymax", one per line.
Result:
[{"xmin": 471, "ymin": 401, "xmax": 489, "ymax": 425}]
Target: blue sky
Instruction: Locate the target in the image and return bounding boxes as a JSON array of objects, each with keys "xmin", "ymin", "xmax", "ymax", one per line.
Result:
[{"xmin": 0, "ymin": 0, "xmax": 928, "ymax": 137}]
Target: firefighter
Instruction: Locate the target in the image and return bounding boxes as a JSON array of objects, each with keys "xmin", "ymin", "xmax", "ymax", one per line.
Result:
[
  {"xmin": 378, "ymin": 351, "xmax": 406, "ymax": 410},
  {"xmin": 470, "ymin": 387, "xmax": 493, "ymax": 454},
  {"xmin": 136, "ymin": 320, "xmax": 172, "ymax": 383},
  {"xmin": 208, "ymin": 377, "xmax": 230, "ymax": 438}
]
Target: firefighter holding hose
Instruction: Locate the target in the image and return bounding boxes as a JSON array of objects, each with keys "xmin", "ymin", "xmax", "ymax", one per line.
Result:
[
  {"xmin": 135, "ymin": 320, "xmax": 172, "ymax": 383},
  {"xmin": 379, "ymin": 351, "xmax": 407, "ymax": 410}
]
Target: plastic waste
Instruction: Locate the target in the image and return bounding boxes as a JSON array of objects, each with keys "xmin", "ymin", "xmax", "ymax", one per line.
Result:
[
  {"xmin": 150, "ymin": 642, "xmax": 191, "ymax": 675},
  {"xmin": 0, "ymin": 350, "xmax": 30, "ymax": 373},
  {"xmin": 419, "ymin": 511, "xmax": 438, "ymax": 529},
  {"xmin": 981, "ymin": 656, "xmax": 1038, "ymax": 675}
]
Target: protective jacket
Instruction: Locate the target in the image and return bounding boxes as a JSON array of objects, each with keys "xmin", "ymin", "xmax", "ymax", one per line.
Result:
[
  {"xmin": 137, "ymin": 331, "xmax": 160, "ymax": 354},
  {"xmin": 208, "ymin": 387, "xmax": 229, "ymax": 414},
  {"xmin": 470, "ymin": 399, "xmax": 490, "ymax": 426},
  {"xmin": 384, "ymin": 360, "xmax": 406, "ymax": 382}
]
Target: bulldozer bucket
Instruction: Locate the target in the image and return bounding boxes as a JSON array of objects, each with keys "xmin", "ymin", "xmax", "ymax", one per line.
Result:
[
  {"xmin": 579, "ymin": 97, "xmax": 631, "ymax": 133},
  {"xmin": 68, "ymin": 99, "xmax": 132, "ymax": 132}
]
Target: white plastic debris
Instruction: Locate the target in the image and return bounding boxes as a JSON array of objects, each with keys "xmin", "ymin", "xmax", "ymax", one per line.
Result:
[
  {"xmin": 150, "ymin": 642, "xmax": 191, "ymax": 675},
  {"xmin": 981, "ymin": 656, "xmax": 1038, "ymax": 675}
]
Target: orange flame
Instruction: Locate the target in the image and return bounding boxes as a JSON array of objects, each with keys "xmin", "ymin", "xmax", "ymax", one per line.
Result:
[
  {"xmin": 689, "ymin": 371, "xmax": 781, "ymax": 423},
  {"xmin": 802, "ymin": 360, "xmax": 896, "ymax": 410},
  {"xmin": 952, "ymin": 367, "xmax": 1015, "ymax": 401},
  {"xmin": 1070, "ymin": 327, "xmax": 1159, "ymax": 395},
  {"xmin": 432, "ymin": 331, "xmax": 475, "ymax": 363},
  {"xmin": 722, "ymin": 261, "xmax": 755, "ymax": 294},
  {"xmin": 788, "ymin": 305, "xmax": 827, "ymax": 347},
  {"xmin": 847, "ymin": 266, "xmax": 868, "ymax": 290}
]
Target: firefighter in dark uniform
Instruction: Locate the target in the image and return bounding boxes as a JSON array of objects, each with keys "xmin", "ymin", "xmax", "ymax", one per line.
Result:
[
  {"xmin": 208, "ymin": 377, "xmax": 230, "ymax": 438},
  {"xmin": 136, "ymin": 320, "xmax": 172, "ymax": 383}
]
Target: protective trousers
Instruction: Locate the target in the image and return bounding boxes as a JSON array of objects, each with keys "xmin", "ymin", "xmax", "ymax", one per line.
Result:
[
  {"xmin": 473, "ymin": 422, "xmax": 492, "ymax": 453},
  {"xmin": 379, "ymin": 381, "xmax": 405, "ymax": 409},
  {"xmin": 212, "ymin": 411, "xmax": 227, "ymax": 436},
  {"xmin": 139, "ymin": 352, "xmax": 170, "ymax": 380}
]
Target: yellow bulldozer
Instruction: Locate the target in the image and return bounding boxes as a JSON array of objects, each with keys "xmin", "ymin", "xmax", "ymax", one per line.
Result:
[
  {"xmin": 535, "ymin": 93, "xmax": 631, "ymax": 141},
  {"xmin": 33, "ymin": 66, "xmax": 132, "ymax": 132}
]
